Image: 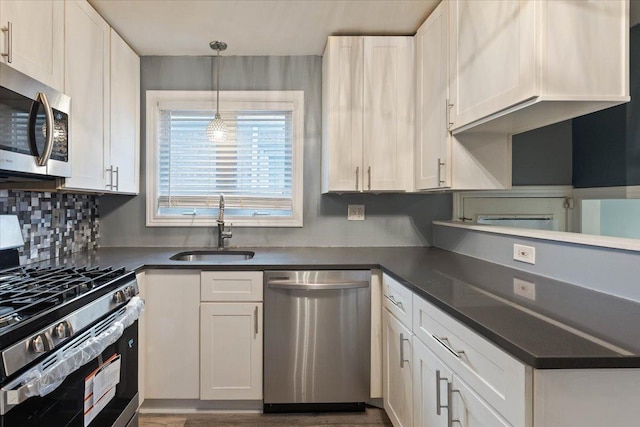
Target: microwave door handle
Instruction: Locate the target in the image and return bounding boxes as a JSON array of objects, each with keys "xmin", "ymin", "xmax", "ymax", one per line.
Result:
[
  {"xmin": 37, "ymin": 92, "xmax": 54, "ymax": 166},
  {"xmin": 27, "ymin": 92, "xmax": 55, "ymax": 166}
]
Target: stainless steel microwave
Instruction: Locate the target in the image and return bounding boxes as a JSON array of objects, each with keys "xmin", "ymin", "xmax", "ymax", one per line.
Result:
[{"xmin": 0, "ymin": 63, "xmax": 71, "ymax": 178}]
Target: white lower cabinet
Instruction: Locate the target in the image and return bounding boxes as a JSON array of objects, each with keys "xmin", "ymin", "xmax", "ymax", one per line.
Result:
[
  {"xmin": 412, "ymin": 338, "xmax": 451, "ymax": 427},
  {"xmin": 143, "ymin": 270, "xmax": 201, "ymax": 399},
  {"xmin": 383, "ymin": 309, "xmax": 413, "ymax": 427},
  {"xmin": 200, "ymin": 302, "xmax": 263, "ymax": 400},
  {"xmin": 450, "ymin": 375, "xmax": 511, "ymax": 427},
  {"xmin": 413, "ymin": 338, "xmax": 511, "ymax": 427},
  {"xmin": 199, "ymin": 271, "xmax": 264, "ymax": 401}
]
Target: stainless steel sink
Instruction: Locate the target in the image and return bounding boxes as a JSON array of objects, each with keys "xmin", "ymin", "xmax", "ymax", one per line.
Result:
[{"xmin": 170, "ymin": 250, "xmax": 255, "ymax": 262}]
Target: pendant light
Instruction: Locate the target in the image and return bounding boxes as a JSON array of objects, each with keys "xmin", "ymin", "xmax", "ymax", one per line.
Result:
[{"xmin": 206, "ymin": 40, "xmax": 228, "ymax": 143}]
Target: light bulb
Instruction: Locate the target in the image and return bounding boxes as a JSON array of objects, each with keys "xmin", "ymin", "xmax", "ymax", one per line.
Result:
[{"xmin": 206, "ymin": 113, "xmax": 228, "ymax": 143}]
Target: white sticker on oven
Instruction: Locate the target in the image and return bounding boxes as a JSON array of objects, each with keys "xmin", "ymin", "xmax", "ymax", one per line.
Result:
[{"xmin": 84, "ymin": 354, "xmax": 121, "ymax": 427}]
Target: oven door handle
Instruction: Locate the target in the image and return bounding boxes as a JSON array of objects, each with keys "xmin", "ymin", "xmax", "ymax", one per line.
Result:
[{"xmin": 0, "ymin": 296, "xmax": 144, "ymax": 415}]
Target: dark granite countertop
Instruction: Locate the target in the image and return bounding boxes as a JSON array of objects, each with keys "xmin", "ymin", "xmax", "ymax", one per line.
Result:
[{"xmin": 50, "ymin": 246, "xmax": 640, "ymax": 369}]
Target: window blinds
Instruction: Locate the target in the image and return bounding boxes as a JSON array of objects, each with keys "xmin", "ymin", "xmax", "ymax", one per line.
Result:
[{"xmin": 157, "ymin": 108, "xmax": 293, "ymax": 216}]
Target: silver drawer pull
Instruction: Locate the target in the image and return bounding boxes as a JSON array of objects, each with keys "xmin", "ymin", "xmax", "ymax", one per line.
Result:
[
  {"xmin": 384, "ymin": 294, "xmax": 405, "ymax": 310},
  {"xmin": 432, "ymin": 334, "xmax": 465, "ymax": 359}
]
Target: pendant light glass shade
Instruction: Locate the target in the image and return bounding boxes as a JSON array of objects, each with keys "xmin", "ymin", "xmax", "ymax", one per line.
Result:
[
  {"xmin": 206, "ymin": 112, "xmax": 228, "ymax": 143},
  {"xmin": 207, "ymin": 41, "xmax": 228, "ymax": 143}
]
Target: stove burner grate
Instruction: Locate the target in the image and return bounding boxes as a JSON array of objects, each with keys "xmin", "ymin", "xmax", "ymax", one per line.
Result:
[{"xmin": 0, "ymin": 265, "xmax": 126, "ymax": 332}]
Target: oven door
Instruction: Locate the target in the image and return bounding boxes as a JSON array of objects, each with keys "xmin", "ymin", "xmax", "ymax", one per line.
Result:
[{"xmin": 0, "ymin": 298, "xmax": 143, "ymax": 427}]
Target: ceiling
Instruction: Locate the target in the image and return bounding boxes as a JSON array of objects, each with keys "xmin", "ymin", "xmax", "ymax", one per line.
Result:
[{"xmin": 88, "ymin": 0, "xmax": 439, "ymax": 56}]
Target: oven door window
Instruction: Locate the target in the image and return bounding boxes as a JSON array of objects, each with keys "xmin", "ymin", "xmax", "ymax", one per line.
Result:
[{"xmin": 0, "ymin": 322, "xmax": 138, "ymax": 427}]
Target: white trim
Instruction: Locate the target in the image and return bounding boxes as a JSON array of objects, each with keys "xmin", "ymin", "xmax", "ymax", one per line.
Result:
[
  {"xmin": 433, "ymin": 220, "xmax": 640, "ymax": 253},
  {"xmin": 452, "ymin": 185, "xmax": 574, "ymax": 224},
  {"xmin": 145, "ymin": 90, "xmax": 304, "ymax": 228}
]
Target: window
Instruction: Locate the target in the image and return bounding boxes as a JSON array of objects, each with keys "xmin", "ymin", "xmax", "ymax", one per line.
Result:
[{"xmin": 146, "ymin": 91, "xmax": 304, "ymax": 226}]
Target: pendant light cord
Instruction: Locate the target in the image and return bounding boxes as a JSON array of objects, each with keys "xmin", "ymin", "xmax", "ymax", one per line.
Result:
[{"xmin": 216, "ymin": 47, "xmax": 221, "ymax": 116}]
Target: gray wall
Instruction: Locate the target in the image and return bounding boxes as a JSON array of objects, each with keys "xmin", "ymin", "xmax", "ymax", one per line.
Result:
[
  {"xmin": 511, "ymin": 121, "xmax": 573, "ymax": 186},
  {"xmin": 99, "ymin": 56, "xmax": 451, "ymax": 248},
  {"xmin": 433, "ymin": 224, "xmax": 640, "ymax": 302}
]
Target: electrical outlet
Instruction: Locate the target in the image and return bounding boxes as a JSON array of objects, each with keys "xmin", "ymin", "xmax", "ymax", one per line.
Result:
[
  {"xmin": 348, "ymin": 205, "xmax": 365, "ymax": 221},
  {"xmin": 513, "ymin": 244, "xmax": 535, "ymax": 264},
  {"xmin": 513, "ymin": 278, "xmax": 536, "ymax": 300}
]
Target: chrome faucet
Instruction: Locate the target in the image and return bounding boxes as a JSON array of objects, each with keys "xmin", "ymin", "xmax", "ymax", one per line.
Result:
[{"xmin": 216, "ymin": 194, "xmax": 232, "ymax": 249}]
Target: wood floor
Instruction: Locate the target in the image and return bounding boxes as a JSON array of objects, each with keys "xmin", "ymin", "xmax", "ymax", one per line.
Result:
[{"xmin": 139, "ymin": 408, "xmax": 393, "ymax": 427}]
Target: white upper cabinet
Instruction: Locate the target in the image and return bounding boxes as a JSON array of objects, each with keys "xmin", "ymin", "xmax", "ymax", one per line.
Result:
[
  {"xmin": 0, "ymin": 0, "xmax": 64, "ymax": 91},
  {"xmin": 62, "ymin": 0, "xmax": 140, "ymax": 194},
  {"xmin": 415, "ymin": 0, "xmax": 451, "ymax": 190},
  {"xmin": 415, "ymin": 0, "xmax": 511, "ymax": 191},
  {"xmin": 108, "ymin": 28, "xmax": 140, "ymax": 194},
  {"xmin": 322, "ymin": 36, "xmax": 414, "ymax": 193},
  {"xmin": 63, "ymin": 0, "xmax": 110, "ymax": 192},
  {"xmin": 448, "ymin": 0, "xmax": 629, "ymax": 134}
]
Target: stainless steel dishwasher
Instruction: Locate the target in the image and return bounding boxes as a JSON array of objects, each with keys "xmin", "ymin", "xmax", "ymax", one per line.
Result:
[{"xmin": 263, "ymin": 270, "xmax": 371, "ymax": 413}]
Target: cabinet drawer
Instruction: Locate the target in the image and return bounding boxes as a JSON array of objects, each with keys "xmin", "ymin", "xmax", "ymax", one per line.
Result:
[
  {"xmin": 201, "ymin": 271, "xmax": 264, "ymax": 301},
  {"xmin": 413, "ymin": 294, "xmax": 529, "ymax": 427},
  {"xmin": 382, "ymin": 274, "xmax": 413, "ymax": 329}
]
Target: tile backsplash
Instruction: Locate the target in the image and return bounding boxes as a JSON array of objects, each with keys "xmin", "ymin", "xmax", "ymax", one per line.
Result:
[{"xmin": 0, "ymin": 190, "xmax": 99, "ymax": 264}]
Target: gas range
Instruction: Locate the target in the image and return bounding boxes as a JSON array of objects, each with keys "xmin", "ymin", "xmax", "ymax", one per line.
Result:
[{"xmin": 0, "ymin": 265, "xmax": 138, "ymax": 384}]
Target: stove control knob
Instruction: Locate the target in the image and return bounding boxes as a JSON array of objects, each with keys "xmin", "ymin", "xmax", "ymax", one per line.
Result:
[
  {"xmin": 31, "ymin": 334, "xmax": 48, "ymax": 353},
  {"xmin": 113, "ymin": 290, "xmax": 126, "ymax": 304},
  {"xmin": 54, "ymin": 321, "xmax": 72, "ymax": 339},
  {"xmin": 124, "ymin": 286, "xmax": 135, "ymax": 298}
]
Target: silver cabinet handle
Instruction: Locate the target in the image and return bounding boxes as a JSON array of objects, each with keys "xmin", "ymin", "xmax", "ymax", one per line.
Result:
[
  {"xmin": 113, "ymin": 166, "xmax": 119, "ymax": 191},
  {"xmin": 1, "ymin": 21, "xmax": 12, "ymax": 63},
  {"xmin": 267, "ymin": 280, "xmax": 369, "ymax": 290},
  {"xmin": 355, "ymin": 166, "xmax": 359, "ymax": 191},
  {"xmin": 367, "ymin": 166, "xmax": 371, "ymax": 191},
  {"xmin": 254, "ymin": 306, "xmax": 258, "ymax": 336},
  {"xmin": 446, "ymin": 98, "xmax": 454, "ymax": 130},
  {"xmin": 399, "ymin": 333, "xmax": 410, "ymax": 368},
  {"xmin": 432, "ymin": 334, "xmax": 465, "ymax": 359},
  {"xmin": 436, "ymin": 369, "xmax": 449, "ymax": 416},
  {"xmin": 106, "ymin": 166, "xmax": 113, "ymax": 189},
  {"xmin": 438, "ymin": 158, "xmax": 446, "ymax": 186},
  {"xmin": 35, "ymin": 92, "xmax": 54, "ymax": 166}
]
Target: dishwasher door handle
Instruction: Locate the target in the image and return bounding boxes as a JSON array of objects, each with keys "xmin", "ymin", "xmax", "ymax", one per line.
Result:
[{"xmin": 267, "ymin": 280, "xmax": 369, "ymax": 290}]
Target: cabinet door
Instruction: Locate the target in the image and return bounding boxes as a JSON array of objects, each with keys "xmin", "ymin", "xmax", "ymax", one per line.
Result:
[
  {"xmin": 63, "ymin": 0, "xmax": 109, "ymax": 191},
  {"xmin": 0, "ymin": 0, "xmax": 64, "ymax": 90},
  {"xmin": 415, "ymin": 1, "xmax": 451, "ymax": 190},
  {"xmin": 321, "ymin": 36, "xmax": 364, "ymax": 193},
  {"xmin": 413, "ymin": 338, "xmax": 452, "ymax": 427},
  {"xmin": 363, "ymin": 37, "xmax": 413, "ymax": 192},
  {"xmin": 383, "ymin": 309, "xmax": 413, "ymax": 427},
  {"xmin": 144, "ymin": 270, "xmax": 201, "ymax": 399},
  {"xmin": 109, "ymin": 28, "xmax": 140, "ymax": 194},
  {"xmin": 450, "ymin": 375, "xmax": 511, "ymax": 427},
  {"xmin": 449, "ymin": 0, "xmax": 536, "ymax": 130},
  {"xmin": 200, "ymin": 303, "xmax": 263, "ymax": 400}
]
